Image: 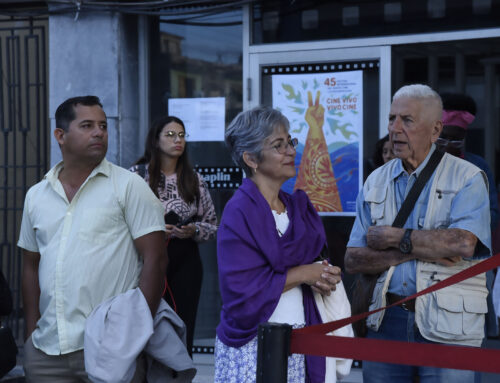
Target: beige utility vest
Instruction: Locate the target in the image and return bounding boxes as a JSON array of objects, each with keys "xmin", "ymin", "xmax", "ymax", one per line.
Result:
[{"xmin": 363, "ymin": 152, "xmax": 489, "ymax": 347}]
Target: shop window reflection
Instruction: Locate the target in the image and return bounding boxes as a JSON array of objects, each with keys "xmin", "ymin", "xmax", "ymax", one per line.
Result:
[{"xmin": 152, "ymin": 11, "xmax": 242, "ymax": 124}]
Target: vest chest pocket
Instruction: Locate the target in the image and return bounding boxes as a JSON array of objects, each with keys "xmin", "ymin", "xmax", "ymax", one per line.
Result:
[
  {"xmin": 365, "ymin": 187, "xmax": 388, "ymax": 225},
  {"xmin": 432, "ymin": 188, "xmax": 458, "ymax": 228}
]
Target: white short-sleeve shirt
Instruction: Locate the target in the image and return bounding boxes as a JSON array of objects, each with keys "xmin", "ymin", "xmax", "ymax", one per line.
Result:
[{"xmin": 17, "ymin": 159, "xmax": 166, "ymax": 355}]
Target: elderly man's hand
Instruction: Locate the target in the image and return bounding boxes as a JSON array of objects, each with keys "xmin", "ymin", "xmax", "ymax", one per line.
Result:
[
  {"xmin": 420, "ymin": 255, "xmax": 462, "ymax": 267},
  {"xmin": 367, "ymin": 226, "xmax": 402, "ymax": 250}
]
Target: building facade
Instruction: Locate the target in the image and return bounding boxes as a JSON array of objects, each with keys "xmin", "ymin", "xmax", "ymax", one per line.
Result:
[{"xmin": 1, "ymin": 0, "xmax": 500, "ymax": 346}]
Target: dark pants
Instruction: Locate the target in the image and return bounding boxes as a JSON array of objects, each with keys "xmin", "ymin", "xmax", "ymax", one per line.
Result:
[
  {"xmin": 364, "ymin": 306, "xmax": 475, "ymax": 383},
  {"xmin": 164, "ymin": 238, "xmax": 202, "ymax": 357}
]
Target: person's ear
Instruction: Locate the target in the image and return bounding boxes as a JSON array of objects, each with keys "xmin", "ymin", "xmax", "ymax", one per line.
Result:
[
  {"xmin": 430, "ymin": 120, "xmax": 443, "ymax": 143},
  {"xmin": 242, "ymin": 151, "xmax": 258, "ymax": 172},
  {"xmin": 54, "ymin": 128, "xmax": 65, "ymax": 146}
]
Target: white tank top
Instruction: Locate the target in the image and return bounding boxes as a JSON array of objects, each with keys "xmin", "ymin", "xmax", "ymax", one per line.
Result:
[{"xmin": 268, "ymin": 209, "xmax": 305, "ymax": 325}]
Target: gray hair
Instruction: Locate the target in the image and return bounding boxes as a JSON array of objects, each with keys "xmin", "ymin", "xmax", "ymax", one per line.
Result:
[
  {"xmin": 225, "ymin": 106, "xmax": 290, "ymax": 177},
  {"xmin": 393, "ymin": 84, "xmax": 443, "ymax": 119}
]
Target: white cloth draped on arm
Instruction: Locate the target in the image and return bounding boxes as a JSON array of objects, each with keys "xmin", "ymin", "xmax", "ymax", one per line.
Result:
[{"xmin": 313, "ymin": 280, "xmax": 354, "ymax": 383}]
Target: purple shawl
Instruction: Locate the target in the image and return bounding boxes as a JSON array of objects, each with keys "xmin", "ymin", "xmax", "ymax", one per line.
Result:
[{"xmin": 216, "ymin": 178, "xmax": 326, "ymax": 382}]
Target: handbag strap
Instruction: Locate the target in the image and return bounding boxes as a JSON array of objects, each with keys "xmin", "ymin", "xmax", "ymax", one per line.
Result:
[{"xmin": 392, "ymin": 149, "xmax": 444, "ymax": 228}]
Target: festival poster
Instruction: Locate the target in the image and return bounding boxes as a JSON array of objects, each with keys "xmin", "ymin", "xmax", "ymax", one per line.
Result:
[{"xmin": 272, "ymin": 70, "xmax": 363, "ymax": 215}]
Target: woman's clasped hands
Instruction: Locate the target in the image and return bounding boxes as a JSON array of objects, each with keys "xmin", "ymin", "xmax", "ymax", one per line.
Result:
[{"xmin": 307, "ymin": 259, "xmax": 342, "ymax": 296}]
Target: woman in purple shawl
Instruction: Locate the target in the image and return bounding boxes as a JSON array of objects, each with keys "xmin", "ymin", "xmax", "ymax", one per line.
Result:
[{"xmin": 215, "ymin": 106, "xmax": 342, "ymax": 383}]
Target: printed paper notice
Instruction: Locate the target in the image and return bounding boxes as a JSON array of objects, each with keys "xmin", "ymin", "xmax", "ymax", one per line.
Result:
[{"xmin": 168, "ymin": 97, "xmax": 225, "ymax": 142}]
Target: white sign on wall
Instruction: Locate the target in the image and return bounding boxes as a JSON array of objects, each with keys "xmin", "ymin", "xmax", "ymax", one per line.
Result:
[{"xmin": 168, "ymin": 97, "xmax": 225, "ymax": 142}]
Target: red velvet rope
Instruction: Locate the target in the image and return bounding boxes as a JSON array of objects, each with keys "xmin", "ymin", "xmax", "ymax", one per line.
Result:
[{"xmin": 290, "ymin": 253, "xmax": 500, "ymax": 373}]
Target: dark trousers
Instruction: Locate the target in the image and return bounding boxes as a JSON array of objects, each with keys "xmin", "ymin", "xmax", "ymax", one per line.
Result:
[{"xmin": 164, "ymin": 238, "xmax": 202, "ymax": 357}]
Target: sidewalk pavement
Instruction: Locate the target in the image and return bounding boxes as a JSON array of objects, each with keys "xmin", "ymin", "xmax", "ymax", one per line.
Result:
[{"xmin": 192, "ymin": 353, "xmax": 363, "ymax": 383}]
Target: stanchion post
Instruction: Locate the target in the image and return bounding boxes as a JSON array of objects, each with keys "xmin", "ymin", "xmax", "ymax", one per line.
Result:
[{"xmin": 256, "ymin": 322, "xmax": 292, "ymax": 383}]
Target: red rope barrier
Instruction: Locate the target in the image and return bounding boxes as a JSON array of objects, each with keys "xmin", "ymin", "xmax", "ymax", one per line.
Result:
[
  {"xmin": 291, "ymin": 334, "xmax": 500, "ymax": 374},
  {"xmin": 290, "ymin": 253, "xmax": 500, "ymax": 372}
]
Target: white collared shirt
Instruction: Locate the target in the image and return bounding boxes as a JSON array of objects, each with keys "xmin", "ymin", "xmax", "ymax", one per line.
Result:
[{"xmin": 18, "ymin": 159, "xmax": 165, "ymax": 355}]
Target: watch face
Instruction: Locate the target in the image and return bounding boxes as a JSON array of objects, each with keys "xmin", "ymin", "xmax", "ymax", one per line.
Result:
[{"xmin": 400, "ymin": 240, "xmax": 411, "ymax": 254}]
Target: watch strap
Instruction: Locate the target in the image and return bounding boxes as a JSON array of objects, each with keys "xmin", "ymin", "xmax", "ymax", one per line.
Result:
[
  {"xmin": 403, "ymin": 228, "xmax": 413, "ymax": 241},
  {"xmin": 399, "ymin": 228, "xmax": 413, "ymax": 254}
]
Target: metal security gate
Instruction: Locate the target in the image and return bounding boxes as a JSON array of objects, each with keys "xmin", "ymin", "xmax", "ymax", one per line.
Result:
[{"xmin": 0, "ymin": 17, "xmax": 48, "ymax": 339}]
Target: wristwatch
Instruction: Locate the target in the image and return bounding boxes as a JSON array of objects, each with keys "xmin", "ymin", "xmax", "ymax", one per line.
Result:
[
  {"xmin": 194, "ymin": 224, "xmax": 200, "ymax": 237},
  {"xmin": 399, "ymin": 229, "xmax": 413, "ymax": 254}
]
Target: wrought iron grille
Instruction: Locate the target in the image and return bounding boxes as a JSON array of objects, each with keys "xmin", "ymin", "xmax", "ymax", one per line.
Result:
[{"xmin": 0, "ymin": 17, "xmax": 48, "ymax": 340}]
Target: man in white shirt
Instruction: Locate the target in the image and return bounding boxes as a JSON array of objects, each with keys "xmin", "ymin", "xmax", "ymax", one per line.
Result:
[{"xmin": 18, "ymin": 96, "xmax": 167, "ymax": 382}]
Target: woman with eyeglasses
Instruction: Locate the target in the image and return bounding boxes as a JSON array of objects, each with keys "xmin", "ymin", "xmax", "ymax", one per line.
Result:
[
  {"xmin": 130, "ymin": 116, "xmax": 217, "ymax": 356},
  {"xmin": 215, "ymin": 106, "xmax": 341, "ymax": 383}
]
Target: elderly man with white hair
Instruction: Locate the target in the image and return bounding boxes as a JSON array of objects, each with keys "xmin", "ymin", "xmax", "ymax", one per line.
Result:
[{"xmin": 345, "ymin": 84, "xmax": 491, "ymax": 382}]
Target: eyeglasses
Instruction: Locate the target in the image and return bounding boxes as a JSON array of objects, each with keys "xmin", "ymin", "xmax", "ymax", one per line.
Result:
[
  {"xmin": 163, "ymin": 131, "xmax": 189, "ymax": 140},
  {"xmin": 436, "ymin": 137, "xmax": 464, "ymax": 149},
  {"xmin": 265, "ymin": 137, "xmax": 299, "ymax": 154}
]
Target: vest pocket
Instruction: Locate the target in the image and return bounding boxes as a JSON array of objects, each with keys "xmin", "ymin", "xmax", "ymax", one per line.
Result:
[
  {"xmin": 432, "ymin": 189, "xmax": 457, "ymax": 227},
  {"xmin": 436, "ymin": 292, "xmax": 463, "ymax": 335},
  {"xmin": 434, "ymin": 292, "xmax": 487, "ymax": 336},
  {"xmin": 365, "ymin": 187, "xmax": 387, "ymax": 225},
  {"xmin": 463, "ymin": 295, "xmax": 488, "ymax": 335},
  {"xmin": 417, "ymin": 261, "xmax": 487, "ymax": 345}
]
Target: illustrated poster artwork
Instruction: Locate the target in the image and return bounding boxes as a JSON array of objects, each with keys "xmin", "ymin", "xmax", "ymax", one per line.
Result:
[{"xmin": 272, "ymin": 70, "xmax": 363, "ymax": 215}]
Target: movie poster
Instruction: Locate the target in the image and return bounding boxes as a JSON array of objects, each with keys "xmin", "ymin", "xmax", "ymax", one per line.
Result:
[{"xmin": 272, "ymin": 70, "xmax": 363, "ymax": 215}]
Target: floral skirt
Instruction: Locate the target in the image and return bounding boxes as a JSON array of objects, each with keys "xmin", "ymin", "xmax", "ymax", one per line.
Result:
[{"xmin": 214, "ymin": 327, "xmax": 305, "ymax": 383}]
